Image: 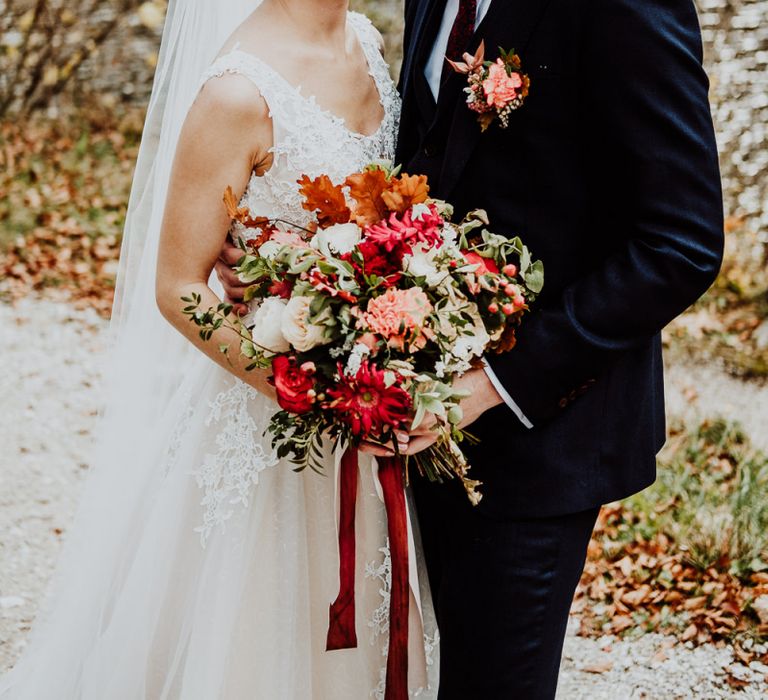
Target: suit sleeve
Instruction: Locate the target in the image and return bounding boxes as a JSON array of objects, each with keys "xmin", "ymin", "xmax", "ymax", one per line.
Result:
[{"xmin": 485, "ymin": 0, "xmax": 724, "ymax": 424}]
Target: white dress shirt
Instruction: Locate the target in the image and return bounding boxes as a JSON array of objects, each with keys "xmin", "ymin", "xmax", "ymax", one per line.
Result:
[
  {"xmin": 424, "ymin": 0, "xmax": 494, "ymax": 101},
  {"xmin": 425, "ymin": 0, "xmax": 534, "ymax": 429}
]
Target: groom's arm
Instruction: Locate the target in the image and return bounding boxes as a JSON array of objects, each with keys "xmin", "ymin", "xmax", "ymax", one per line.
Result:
[{"xmin": 485, "ymin": 0, "xmax": 724, "ymax": 424}]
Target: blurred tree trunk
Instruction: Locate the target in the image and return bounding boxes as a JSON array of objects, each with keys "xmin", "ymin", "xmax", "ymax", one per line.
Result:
[{"xmin": 0, "ymin": 0, "xmax": 148, "ymax": 117}]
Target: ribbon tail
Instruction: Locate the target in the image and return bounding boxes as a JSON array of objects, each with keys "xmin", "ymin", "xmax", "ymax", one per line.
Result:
[
  {"xmin": 326, "ymin": 448, "xmax": 359, "ymax": 651},
  {"xmin": 378, "ymin": 456, "xmax": 409, "ymax": 700}
]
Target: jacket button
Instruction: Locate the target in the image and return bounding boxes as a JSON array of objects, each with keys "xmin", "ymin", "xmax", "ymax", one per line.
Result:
[{"xmin": 423, "ymin": 143, "xmax": 438, "ymax": 157}]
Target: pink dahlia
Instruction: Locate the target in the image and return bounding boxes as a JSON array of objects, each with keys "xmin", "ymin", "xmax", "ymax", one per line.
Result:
[
  {"xmin": 362, "ymin": 287, "xmax": 433, "ymax": 351},
  {"xmin": 482, "ymin": 59, "xmax": 523, "ymax": 109}
]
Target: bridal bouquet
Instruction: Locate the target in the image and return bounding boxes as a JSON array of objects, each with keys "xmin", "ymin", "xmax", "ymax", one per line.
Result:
[
  {"xmin": 185, "ymin": 162, "xmax": 542, "ymax": 697},
  {"xmin": 185, "ymin": 162, "xmax": 543, "ymax": 504}
]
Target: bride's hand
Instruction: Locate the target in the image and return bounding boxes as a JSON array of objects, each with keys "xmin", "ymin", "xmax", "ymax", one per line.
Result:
[{"xmin": 358, "ymin": 431, "xmax": 411, "ymax": 458}]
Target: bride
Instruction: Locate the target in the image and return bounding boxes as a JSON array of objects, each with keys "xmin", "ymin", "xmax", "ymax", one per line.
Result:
[{"xmin": 0, "ymin": 1, "xmax": 438, "ymax": 698}]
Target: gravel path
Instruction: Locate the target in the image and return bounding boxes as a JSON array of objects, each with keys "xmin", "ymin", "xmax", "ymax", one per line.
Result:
[
  {"xmin": 1, "ymin": 297, "xmax": 767, "ymax": 697},
  {"xmin": 0, "ymin": 298, "xmax": 106, "ymax": 671},
  {"xmin": 665, "ymin": 358, "xmax": 768, "ymax": 453}
]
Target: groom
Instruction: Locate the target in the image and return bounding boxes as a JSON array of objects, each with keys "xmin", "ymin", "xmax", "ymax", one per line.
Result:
[{"xmin": 394, "ymin": 0, "xmax": 723, "ymax": 697}]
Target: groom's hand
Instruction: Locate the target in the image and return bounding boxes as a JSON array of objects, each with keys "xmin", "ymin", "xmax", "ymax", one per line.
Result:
[
  {"xmin": 402, "ymin": 367, "xmax": 504, "ymax": 455},
  {"xmin": 214, "ymin": 238, "xmax": 250, "ymax": 316}
]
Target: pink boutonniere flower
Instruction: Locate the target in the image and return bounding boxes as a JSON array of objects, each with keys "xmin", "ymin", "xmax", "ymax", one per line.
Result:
[{"xmin": 448, "ymin": 41, "xmax": 530, "ymax": 132}]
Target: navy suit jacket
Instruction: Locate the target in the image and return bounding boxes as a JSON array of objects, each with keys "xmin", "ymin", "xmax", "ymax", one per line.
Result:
[{"xmin": 397, "ymin": 0, "xmax": 724, "ymax": 517}]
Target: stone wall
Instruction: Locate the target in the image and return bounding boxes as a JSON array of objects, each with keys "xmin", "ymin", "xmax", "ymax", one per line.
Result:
[{"xmin": 698, "ymin": 0, "xmax": 768, "ymax": 242}]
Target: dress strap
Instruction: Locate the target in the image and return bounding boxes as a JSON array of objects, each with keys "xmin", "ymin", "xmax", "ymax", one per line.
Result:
[
  {"xmin": 347, "ymin": 11, "xmax": 379, "ymax": 46},
  {"xmin": 347, "ymin": 12, "xmax": 399, "ymax": 127},
  {"xmin": 199, "ymin": 48, "xmax": 294, "ymax": 125},
  {"xmin": 347, "ymin": 11, "xmax": 385, "ymax": 75}
]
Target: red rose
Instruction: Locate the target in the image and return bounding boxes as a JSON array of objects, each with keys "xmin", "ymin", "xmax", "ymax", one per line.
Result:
[
  {"xmin": 268, "ymin": 279, "xmax": 293, "ymax": 299},
  {"xmin": 271, "ymin": 355, "xmax": 315, "ymax": 414},
  {"xmin": 463, "ymin": 250, "xmax": 500, "ymax": 275}
]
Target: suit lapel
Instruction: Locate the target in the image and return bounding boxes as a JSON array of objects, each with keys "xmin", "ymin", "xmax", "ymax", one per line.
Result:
[
  {"xmin": 437, "ymin": 0, "xmax": 555, "ymax": 198},
  {"xmin": 401, "ymin": 0, "xmax": 444, "ymax": 99}
]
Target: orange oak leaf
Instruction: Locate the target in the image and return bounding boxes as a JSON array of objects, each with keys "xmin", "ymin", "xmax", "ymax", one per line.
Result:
[
  {"xmin": 381, "ymin": 174, "xmax": 430, "ymax": 214},
  {"xmin": 244, "ymin": 227, "xmax": 274, "ymax": 250},
  {"xmin": 297, "ymin": 174, "xmax": 351, "ymax": 227},
  {"xmin": 492, "ymin": 324, "xmax": 518, "ymax": 353},
  {"xmin": 223, "ymin": 186, "xmax": 271, "ymax": 230},
  {"xmin": 344, "ymin": 169, "xmax": 390, "ymax": 226}
]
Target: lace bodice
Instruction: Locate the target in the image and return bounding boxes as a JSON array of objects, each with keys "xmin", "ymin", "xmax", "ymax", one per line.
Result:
[{"xmin": 200, "ymin": 12, "xmax": 400, "ymax": 229}]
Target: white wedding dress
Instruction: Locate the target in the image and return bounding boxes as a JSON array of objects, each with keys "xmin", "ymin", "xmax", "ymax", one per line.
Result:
[{"xmin": 0, "ymin": 12, "xmax": 438, "ymax": 700}]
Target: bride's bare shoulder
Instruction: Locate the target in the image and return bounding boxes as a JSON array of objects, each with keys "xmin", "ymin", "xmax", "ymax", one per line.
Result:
[
  {"xmin": 179, "ymin": 73, "xmax": 272, "ymax": 163},
  {"xmin": 190, "ymin": 71, "xmax": 270, "ymax": 142},
  {"xmin": 198, "ymin": 71, "xmax": 268, "ymax": 116}
]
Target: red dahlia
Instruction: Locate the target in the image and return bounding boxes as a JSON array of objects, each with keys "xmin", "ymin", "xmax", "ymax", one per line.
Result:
[{"xmin": 326, "ymin": 361, "xmax": 412, "ymax": 438}]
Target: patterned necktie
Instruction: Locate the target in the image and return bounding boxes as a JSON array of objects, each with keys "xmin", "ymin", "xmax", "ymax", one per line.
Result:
[{"xmin": 441, "ymin": 0, "xmax": 478, "ymax": 84}]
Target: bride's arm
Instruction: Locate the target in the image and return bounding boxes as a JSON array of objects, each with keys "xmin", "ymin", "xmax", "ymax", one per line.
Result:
[{"xmin": 156, "ymin": 74, "xmax": 275, "ymax": 398}]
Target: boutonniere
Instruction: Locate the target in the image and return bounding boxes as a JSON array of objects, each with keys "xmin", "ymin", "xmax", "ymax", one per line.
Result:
[{"xmin": 448, "ymin": 41, "xmax": 530, "ymax": 132}]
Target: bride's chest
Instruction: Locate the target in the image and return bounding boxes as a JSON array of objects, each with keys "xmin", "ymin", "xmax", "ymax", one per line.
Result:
[
  {"xmin": 239, "ymin": 126, "xmax": 392, "ymax": 225},
  {"xmin": 242, "ymin": 105, "xmax": 398, "ymax": 218}
]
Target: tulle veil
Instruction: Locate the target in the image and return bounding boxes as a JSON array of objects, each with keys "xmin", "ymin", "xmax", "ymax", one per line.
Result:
[{"xmin": 0, "ymin": 1, "xmax": 267, "ymax": 696}]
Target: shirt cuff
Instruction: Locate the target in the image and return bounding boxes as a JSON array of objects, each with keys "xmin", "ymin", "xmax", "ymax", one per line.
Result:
[{"xmin": 482, "ymin": 359, "xmax": 534, "ymax": 429}]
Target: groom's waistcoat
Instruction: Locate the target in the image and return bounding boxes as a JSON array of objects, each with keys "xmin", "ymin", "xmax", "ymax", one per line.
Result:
[{"xmin": 396, "ymin": 0, "xmax": 724, "ymax": 517}]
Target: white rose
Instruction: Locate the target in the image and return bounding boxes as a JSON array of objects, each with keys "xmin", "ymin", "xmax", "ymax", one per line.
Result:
[
  {"xmin": 247, "ymin": 297, "xmax": 290, "ymax": 354},
  {"xmin": 440, "ymin": 223, "xmax": 459, "ymax": 245},
  {"xmin": 404, "ymin": 243, "xmax": 448, "ymax": 288},
  {"xmin": 281, "ymin": 296, "xmax": 332, "ymax": 352},
  {"xmin": 310, "ymin": 223, "xmax": 362, "ymax": 257},
  {"xmin": 257, "ymin": 240, "xmax": 282, "ymax": 260},
  {"xmin": 411, "ymin": 203, "xmax": 432, "ymax": 221}
]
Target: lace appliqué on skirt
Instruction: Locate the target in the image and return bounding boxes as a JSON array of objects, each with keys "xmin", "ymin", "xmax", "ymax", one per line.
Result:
[
  {"xmin": 366, "ymin": 541, "xmax": 439, "ymax": 699},
  {"xmin": 192, "ymin": 381, "xmax": 278, "ymax": 546}
]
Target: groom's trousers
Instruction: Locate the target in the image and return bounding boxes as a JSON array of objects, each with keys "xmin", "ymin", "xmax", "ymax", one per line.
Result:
[{"xmin": 412, "ymin": 478, "xmax": 600, "ymax": 700}]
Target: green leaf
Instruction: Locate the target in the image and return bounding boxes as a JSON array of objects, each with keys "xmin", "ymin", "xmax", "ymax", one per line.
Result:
[
  {"xmin": 522, "ymin": 259, "xmax": 544, "ymax": 294},
  {"xmin": 519, "ymin": 244, "xmax": 531, "ymax": 273},
  {"xmin": 411, "ymin": 403, "xmax": 427, "ymax": 431}
]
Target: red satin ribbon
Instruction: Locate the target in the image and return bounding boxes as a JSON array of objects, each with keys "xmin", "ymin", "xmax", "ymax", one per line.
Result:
[
  {"xmin": 378, "ymin": 456, "xmax": 410, "ymax": 700},
  {"xmin": 326, "ymin": 450, "xmax": 409, "ymax": 700},
  {"xmin": 326, "ymin": 449, "xmax": 359, "ymax": 650}
]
